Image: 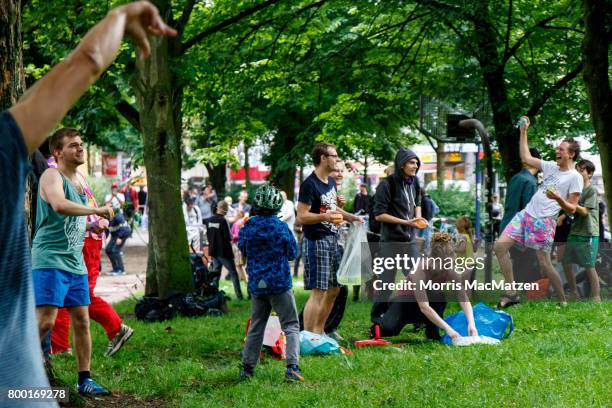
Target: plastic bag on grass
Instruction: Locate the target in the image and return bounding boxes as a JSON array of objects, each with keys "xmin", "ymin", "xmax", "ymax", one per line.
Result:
[
  {"xmin": 299, "ymin": 331, "xmax": 341, "ymax": 355},
  {"xmin": 441, "ymin": 303, "xmax": 514, "ymax": 345},
  {"xmin": 245, "ymin": 315, "xmax": 286, "ymax": 359},
  {"xmin": 452, "ymin": 336, "xmax": 500, "ymax": 346},
  {"xmin": 337, "ymin": 222, "xmax": 372, "ymax": 285}
]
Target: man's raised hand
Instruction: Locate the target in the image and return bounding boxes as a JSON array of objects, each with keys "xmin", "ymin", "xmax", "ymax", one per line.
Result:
[{"xmin": 118, "ymin": 1, "xmax": 177, "ymax": 60}]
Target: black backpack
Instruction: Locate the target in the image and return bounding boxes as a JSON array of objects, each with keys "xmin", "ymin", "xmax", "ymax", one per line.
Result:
[{"xmin": 190, "ymin": 252, "xmax": 220, "ymax": 296}]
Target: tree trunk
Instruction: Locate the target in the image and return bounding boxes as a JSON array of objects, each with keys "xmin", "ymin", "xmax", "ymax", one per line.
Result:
[
  {"xmin": 244, "ymin": 142, "xmax": 250, "ymax": 189},
  {"xmin": 0, "ymin": 0, "xmax": 24, "ymax": 109},
  {"xmin": 1, "ymin": 0, "xmax": 32, "ymax": 238},
  {"xmin": 363, "ymin": 156, "xmax": 369, "ymax": 187},
  {"xmin": 481, "ymin": 67, "xmax": 521, "ymax": 182},
  {"xmin": 268, "ymin": 130, "xmax": 298, "ymax": 200},
  {"xmin": 206, "ymin": 162, "xmax": 227, "ymax": 195},
  {"xmin": 278, "ymin": 165, "xmax": 297, "ymax": 200},
  {"xmin": 583, "ymin": 0, "xmax": 612, "ymax": 217},
  {"xmin": 267, "ymin": 113, "xmax": 305, "ymax": 200},
  {"xmin": 134, "ymin": 1, "xmax": 191, "ymax": 299},
  {"xmin": 471, "ymin": 6, "xmax": 522, "ymax": 182},
  {"xmin": 435, "ymin": 141, "xmax": 445, "ymax": 190}
]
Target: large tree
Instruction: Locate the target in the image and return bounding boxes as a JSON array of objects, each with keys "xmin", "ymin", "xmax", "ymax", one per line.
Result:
[
  {"xmin": 0, "ymin": 0, "xmax": 25, "ymax": 110},
  {"xmin": 582, "ymin": 0, "xmax": 612, "ymax": 213},
  {"xmin": 416, "ymin": 0, "xmax": 587, "ymax": 181},
  {"xmin": 1, "ymin": 0, "xmax": 33, "ymax": 233},
  {"xmin": 132, "ymin": 0, "xmax": 291, "ymax": 297}
]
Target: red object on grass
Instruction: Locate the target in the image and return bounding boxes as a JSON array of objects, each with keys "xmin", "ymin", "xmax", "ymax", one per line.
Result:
[
  {"xmin": 354, "ymin": 325, "xmax": 392, "ymax": 348},
  {"xmin": 525, "ymin": 277, "xmax": 550, "ymax": 300},
  {"xmin": 245, "ymin": 317, "xmax": 286, "ymax": 358}
]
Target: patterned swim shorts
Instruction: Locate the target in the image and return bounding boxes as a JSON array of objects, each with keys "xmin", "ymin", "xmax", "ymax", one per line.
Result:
[{"xmin": 501, "ymin": 210, "xmax": 556, "ymax": 252}]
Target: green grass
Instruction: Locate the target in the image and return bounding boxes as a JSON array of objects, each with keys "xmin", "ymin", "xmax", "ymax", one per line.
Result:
[{"xmin": 51, "ymin": 280, "xmax": 611, "ymax": 408}]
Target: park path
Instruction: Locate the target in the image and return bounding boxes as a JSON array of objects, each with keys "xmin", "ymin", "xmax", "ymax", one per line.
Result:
[{"xmin": 96, "ymin": 228, "xmax": 148, "ymax": 304}]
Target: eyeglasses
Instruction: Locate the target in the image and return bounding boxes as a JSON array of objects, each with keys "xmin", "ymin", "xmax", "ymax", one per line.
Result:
[{"xmin": 325, "ymin": 154, "xmax": 338, "ymax": 158}]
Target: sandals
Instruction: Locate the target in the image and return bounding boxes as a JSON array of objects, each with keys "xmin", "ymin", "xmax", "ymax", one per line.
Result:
[{"xmin": 497, "ymin": 294, "xmax": 520, "ymax": 309}]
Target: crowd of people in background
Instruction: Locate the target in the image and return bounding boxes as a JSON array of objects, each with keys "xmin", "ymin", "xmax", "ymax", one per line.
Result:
[{"xmin": 178, "ymin": 129, "xmax": 609, "ymax": 350}]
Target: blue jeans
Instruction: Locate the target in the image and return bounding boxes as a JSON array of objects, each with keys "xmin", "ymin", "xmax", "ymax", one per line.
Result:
[{"xmin": 106, "ymin": 235, "xmax": 126, "ymax": 272}]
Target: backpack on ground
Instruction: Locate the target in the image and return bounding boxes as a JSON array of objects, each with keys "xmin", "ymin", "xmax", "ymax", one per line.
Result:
[{"xmin": 190, "ymin": 250, "xmax": 220, "ymax": 296}]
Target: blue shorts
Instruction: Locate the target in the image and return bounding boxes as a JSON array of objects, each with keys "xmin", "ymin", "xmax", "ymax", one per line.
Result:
[{"xmin": 33, "ymin": 268, "xmax": 90, "ymax": 308}]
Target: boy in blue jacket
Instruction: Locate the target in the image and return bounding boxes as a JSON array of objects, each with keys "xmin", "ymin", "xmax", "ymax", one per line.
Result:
[{"xmin": 238, "ymin": 184, "xmax": 302, "ymax": 382}]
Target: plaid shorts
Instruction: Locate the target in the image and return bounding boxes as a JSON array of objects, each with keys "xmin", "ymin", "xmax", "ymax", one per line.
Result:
[{"xmin": 303, "ymin": 235, "xmax": 342, "ymax": 290}]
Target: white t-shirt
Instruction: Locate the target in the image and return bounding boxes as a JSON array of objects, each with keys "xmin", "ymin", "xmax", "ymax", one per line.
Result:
[
  {"xmin": 183, "ymin": 205, "xmax": 202, "ymax": 226},
  {"xmin": 278, "ymin": 199, "xmax": 296, "ymax": 234},
  {"xmin": 524, "ymin": 160, "xmax": 583, "ymax": 219},
  {"xmin": 105, "ymin": 192, "xmax": 125, "ymax": 210}
]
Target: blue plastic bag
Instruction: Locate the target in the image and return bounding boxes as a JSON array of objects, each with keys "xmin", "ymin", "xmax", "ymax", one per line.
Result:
[
  {"xmin": 299, "ymin": 331, "xmax": 341, "ymax": 355},
  {"xmin": 441, "ymin": 303, "xmax": 514, "ymax": 345}
]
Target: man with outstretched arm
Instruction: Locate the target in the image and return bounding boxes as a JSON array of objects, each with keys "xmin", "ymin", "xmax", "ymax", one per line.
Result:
[
  {"xmin": 0, "ymin": 2, "xmax": 176, "ymax": 402},
  {"xmin": 494, "ymin": 117, "xmax": 583, "ymax": 307},
  {"xmin": 33, "ymin": 129, "xmax": 114, "ymax": 395}
]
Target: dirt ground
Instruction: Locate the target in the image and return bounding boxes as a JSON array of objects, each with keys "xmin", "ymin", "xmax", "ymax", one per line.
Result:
[
  {"xmin": 96, "ymin": 244, "xmax": 147, "ymax": 304},
  {"xmin": 100, "ymin": 245, "xmax": 148, "ymax": 277}
]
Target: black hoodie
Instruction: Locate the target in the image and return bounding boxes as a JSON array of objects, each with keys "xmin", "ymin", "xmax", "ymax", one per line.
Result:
[{"xmin": 373, "ymin": 148, "xmax": 421, "ymax": 242}]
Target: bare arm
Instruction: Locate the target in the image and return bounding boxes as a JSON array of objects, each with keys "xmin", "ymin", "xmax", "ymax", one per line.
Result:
[
  {"xmin": 518, "ymin": 117, "xmax": 542, "ymax": 170},
  {"xmin": 412, "ymin": 268, "xmax": 460, "ymax": 338},
  {"xmin": 557, "ymin": 213, "xmax": 567, "ymax": 226},
  {"xmin": 548, "ymin": 191, "xmax": 580, "ymax": 214},
  {"xmin": 337, "ymin": 207, "xmax": 362, "ymax": 223},
  {"xmin": 40, "ymin": 169, "xmax": 112, "ymax": 218},
  {"xmin": 418, "ymin": 301, "xmax": 458, "ymax": 336},
  {"xmin": 458, "ymin": 302, "xmax": 476, "ymax": 335},
  {"xmin": 296, "ymin": 202, "xmax": 334, "ymax": 225},
  {"xmin": 574, "ymin": 204, "xmax": 590, "ymax": 217},
  {"xmin": 455, "ymin": 237, "xmax": 467, "ymax": 253},
  {"xmin": 376, "ymin": 213, "xmax": 407, "ymax": 225},
  {"xmin": 451, "ymin": 269, "xmax": 478, "ymax": 336},
  {"xmin": 9, "ymin": 1, "xmax": 176, "ymax": 154}
]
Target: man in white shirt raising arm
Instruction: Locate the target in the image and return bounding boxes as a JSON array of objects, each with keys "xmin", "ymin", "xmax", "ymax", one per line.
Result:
[{"xmin": 493, "ymin": 117, "xmax": 583, "ymax": 307}]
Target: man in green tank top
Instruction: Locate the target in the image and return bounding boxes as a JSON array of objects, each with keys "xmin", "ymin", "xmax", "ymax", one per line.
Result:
[{"xmin": 32, "ymin": 128, "xmax": 113, "ymax": 395}]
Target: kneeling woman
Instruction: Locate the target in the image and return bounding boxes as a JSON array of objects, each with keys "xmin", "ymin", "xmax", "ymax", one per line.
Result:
[{"xmin": 372, "ymin": 232, "xmax": 477, "ymax": 341}]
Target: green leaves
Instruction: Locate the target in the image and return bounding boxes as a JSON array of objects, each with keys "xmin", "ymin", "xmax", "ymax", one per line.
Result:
[{"xmin": 22, "ymin": 0, "xmax": 595, "ymax": 179}]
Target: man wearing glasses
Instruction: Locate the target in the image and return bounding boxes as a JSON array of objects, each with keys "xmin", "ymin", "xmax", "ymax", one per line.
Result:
[{"xmin": 297, "ymin": 143, "xmax": 362, "ymax": 336}]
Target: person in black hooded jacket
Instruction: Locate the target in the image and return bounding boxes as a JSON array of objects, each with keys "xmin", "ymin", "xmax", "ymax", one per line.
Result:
[{"xmin": 371, "ymin": 148, "xmax": 428, "ymax": 320}]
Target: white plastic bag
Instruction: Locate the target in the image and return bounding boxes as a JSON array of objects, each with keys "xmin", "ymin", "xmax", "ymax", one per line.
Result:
[
  {"xmin": 451, "ymin": 335, "xmax": 500, "ymax": 346},
  {"xmin": 337, "ymin": 222, "xmax": 371, "ymax": 285}
]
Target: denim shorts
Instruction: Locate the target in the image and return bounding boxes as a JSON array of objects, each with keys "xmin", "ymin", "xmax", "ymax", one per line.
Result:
[{"xmin": 33, "ymin": 268, "xmax": 90, "ymax": 307}]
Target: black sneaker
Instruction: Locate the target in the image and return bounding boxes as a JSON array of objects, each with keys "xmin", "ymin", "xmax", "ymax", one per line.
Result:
[{"xmin": 239, "ymin": 365, "xmax": 254, "ymax": 381}]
